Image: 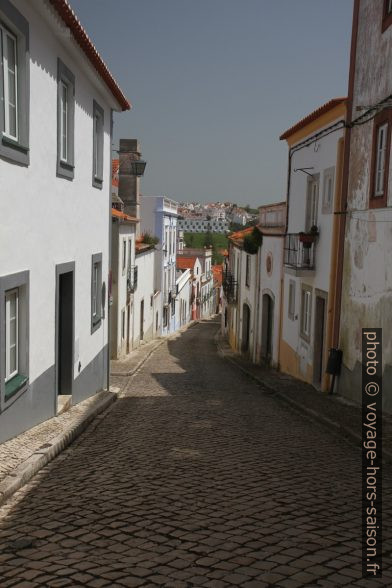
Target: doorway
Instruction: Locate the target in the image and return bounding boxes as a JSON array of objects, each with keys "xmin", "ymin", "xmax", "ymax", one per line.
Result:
[
  {"xmin": 56, "ymin": 263, "xmax": 74, "ymax": 413},
  {"xmin": 242, "ymin": 303, "xmax": 251, "ymax": 353},
  {"xmin": 140, "ymin": 299, "xmax": 144, "ymax": 341},
  {"xmin": 313, "ymin": 292, "xmax": 327, "ymax": 388},
  {"xmin": 261, "ymin": 293, "xmax": 274, "ymax": 364}
]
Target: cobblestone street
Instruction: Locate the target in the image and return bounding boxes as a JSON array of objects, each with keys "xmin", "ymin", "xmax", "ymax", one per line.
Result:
[{"xmin": 0, "ymin": 320, "xmax": 391, "ymax": 587}]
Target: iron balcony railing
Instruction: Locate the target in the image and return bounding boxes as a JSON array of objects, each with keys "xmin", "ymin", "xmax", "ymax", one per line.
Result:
[
  {"xmin": 222, "ymin": 270, "xmax": 238, "ymax": 304},
  {"xmin": 127, "ymin": 265, "xmax": 138, "ymax": 292},
  {"xmin": 284, "ymin": 233, "xmax": 316, "ymax": 270}
]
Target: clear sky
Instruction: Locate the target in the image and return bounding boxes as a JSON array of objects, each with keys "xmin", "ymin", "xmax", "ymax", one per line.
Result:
[{"xmin": 71, "ymin": 0, "xmax": 353, "ymax": 207}]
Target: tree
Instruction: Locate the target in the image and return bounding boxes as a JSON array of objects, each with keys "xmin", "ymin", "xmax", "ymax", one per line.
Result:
[{"xmin": 204, "ymin": 230, "xmax": 213, "ymax": 248}]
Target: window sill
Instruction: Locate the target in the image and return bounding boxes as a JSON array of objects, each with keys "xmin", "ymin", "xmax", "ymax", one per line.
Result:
[
  {"xmin": 93, "ymin": 176, "xmax": 103, "ymax": 189},
  {"xmin": 0, "ymin": 134, "xmax": 30, "ymax": 165},
  {"xmin": 5, "ymin": 374, "xmax": 28, "ymax": 402},
  {"xmin": 57, "ymin": 158, "xmax": 75, "ymax": 180},
  {"xmin": 91, "ymin": 317, "xmax": 102, "ymax": 334}
]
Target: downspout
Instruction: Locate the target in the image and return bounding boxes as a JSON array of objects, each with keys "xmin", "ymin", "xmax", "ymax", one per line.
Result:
[
  {"xmin": 331, "ymin": 0, "xmax": 359, "ymax": 353},
  {"xmin": 325, "ymin": 136, "xmax": 345, "ymax": 391},
  {"xmin": 107, "ymin": 109, "xmax": 114, "ymax": 393}
]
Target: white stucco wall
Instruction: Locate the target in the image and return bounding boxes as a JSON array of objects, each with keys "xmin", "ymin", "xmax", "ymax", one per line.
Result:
[
  {"xmin": 133, "ymin": 248, "xmax": 156, "ymax": 347},
  {"xmin": 282, "ymin": 118, "xmax": 345, "ymax": 374},
  {"xmin": 0, "ymin": 0, "xmax": 126, "ymax": 440}
]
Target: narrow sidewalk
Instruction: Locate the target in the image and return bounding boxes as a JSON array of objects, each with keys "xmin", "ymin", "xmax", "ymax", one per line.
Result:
[{"xmin": 216, "ymin": 332, "xmax": 392, "ymax": 462}]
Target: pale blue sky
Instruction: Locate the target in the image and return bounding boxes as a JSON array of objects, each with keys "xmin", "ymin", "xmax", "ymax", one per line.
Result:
[{"xmin": 71, "ymin": 0, "xmax": 353, "ymax": 206}]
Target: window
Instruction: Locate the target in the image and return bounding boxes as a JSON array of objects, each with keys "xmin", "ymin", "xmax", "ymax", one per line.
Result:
[
  {"xmin": 300, "ymin": 284, "xmax": 312, "ymax": 341},
  {"xmin": 91, "ymin": 253, "xmax": 102, "ymax": 333},
  {"xmin": 0, "ymin": 271, "xmax": 29, "ymax": 410},
  {"xmin": 163, "ymin": 307, "xmax": 168, "ymax": 327},
  {"xmin": 121, "ymin": 309, "xmax": 125, "ymax": 340},
  {"xmin": 171, "ymin": 298, "xmax": 175, "ymax": 316},
  {"xmin": 288, "ymin": 280, "xmax": 296, "ymax": 320},
  {"xmin": 382, "ymin": 0, "xmax": 392, "ymax": 32},
  {"xmin": 0, "ymin": 1, "xmax": 29, "ymax": 165},
  {"xmin": 5, "ymin": 289, "xmax": 18, "ymax": 382},
  {"xmin": 370, "ymin": 110, "xmax": 391, "ymax": 208},
  {"xmin": 245, "ymin": 254, "xmax": 251, "ymax": 288},
  {"xmin": 92, "ymin": 100, "xmax": 104, "ymax": 188},
  {"xmin": 306, "ymin": 177, "xmax": 319, "ymax": 230},
  {"xmin": 57, "ymin": 59, "xmax": 75, "ymax": 179},
  {"xmin": 322, "ymin": 168, "xmax": 335, "ymax": 214},
  {"xmin": 122, "ymin": 240, "xmax": 127, "ymax": 274}
]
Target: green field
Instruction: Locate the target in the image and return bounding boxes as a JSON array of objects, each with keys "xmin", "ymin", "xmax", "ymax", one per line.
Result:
[{"xmin": 184, "ymin": 232, "xmax": 228, "ymax": 263}]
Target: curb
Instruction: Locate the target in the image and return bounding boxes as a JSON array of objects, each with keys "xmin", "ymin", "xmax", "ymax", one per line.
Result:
[
  {"xmin": 216, "ymin": 334, "xmax": 392, "ymax": 464},
  {"xmin": 0, "ymin": 390, "xmax": 117, "ymax": 509}
]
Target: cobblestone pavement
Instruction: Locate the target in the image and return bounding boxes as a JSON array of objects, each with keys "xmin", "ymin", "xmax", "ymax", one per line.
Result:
[{"xmin": 0, "ymin": 319, "xmax": 391, "ymax": 587}]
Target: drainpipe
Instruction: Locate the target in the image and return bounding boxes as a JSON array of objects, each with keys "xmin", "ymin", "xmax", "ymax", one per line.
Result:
[
  {"xmin": 107, "ymin": 109, "xmax": 114, "ymax": 393},
  {"xmin": 331, "ymin": 0, "xmax": 359, "ymax": 355}
]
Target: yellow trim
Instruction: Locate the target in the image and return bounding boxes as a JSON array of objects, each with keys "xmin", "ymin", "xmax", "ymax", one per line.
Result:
[{"xmin": 285, "ymin": 103, "xmax": 346, "ymax": 147}]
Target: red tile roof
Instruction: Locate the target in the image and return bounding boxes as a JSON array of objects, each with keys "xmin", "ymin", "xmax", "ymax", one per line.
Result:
[
  {"xmin": 111, "ymin": 208, "xmax": 137, "ymax": 222},
  {"xmin": 228, "ymin": 226, "xmax": 254, "ymax": 247},
  {"xmin": 177, "ymin": 257, "xmax": 197, "ymax": 271},
  {"xmin": 279, "ymin": 97, "xmax": 347, "ymax": 140},
  {"xmin": 49, "ymin": 0, "xmax": 130, "ymax": 111},
  {"xmin": 212, "ymin": 265, "xmax": 223, "ymax": 287}
]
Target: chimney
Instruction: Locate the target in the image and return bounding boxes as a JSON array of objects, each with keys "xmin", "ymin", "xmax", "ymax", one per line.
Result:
[{"xmin": 118, "ymin": 139, "xmax": 141, "ymax": 221}]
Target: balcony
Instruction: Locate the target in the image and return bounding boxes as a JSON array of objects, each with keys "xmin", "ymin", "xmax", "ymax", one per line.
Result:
[
  {"xmin": 222, "ymin": 270, "xmax": 238, "ymax": 304},
  {"xmin": 127, "ymin": 265, "xmax": 138, "ymax": 292},
  {"xmin": 284, "ymin": 233, "xmax": 316, "ymax": 274}
]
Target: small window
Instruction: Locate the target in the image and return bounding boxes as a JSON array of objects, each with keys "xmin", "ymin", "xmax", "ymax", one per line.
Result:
[
  {"xmin": 121, "ymin": 309, "xmax": 125, "ymax": 340},
  {"xmin": 245, "ymin": 255, "xmax": 251, "ymax": 288},
  {"xmin": 0, "ymin": 3, "xmax": 29, "ymax": 165},
  {"xmin": 122, "ymin": 240, "xmax": 127, "ymax": 274},
  {"xmin": 171, "ymin": 298, "xmax": 175, "ymax": 316},
  {"xmin": 370, "ymin": 110, "xmax": 391, "ymax": 208},
  {"xmin": 288, "ymin": 280, "xmax": 296, "ymax": 320},
  {"xmin": 0, "ymin": 271, "xmax": 29, "ymax": 410},
  {"xmin": 91, "ymin": 253, "xmax": 102, "ymax": 333},
  {"xmin": 57, "ymin": 59, "xmax": 75, "ymax": 179},
  {"xmin": 300, "ymin": 285, "xmax": 312, "ymax": 341},
  {"xmin": 306, "ymin": 177, "xmax": 319, "ymax": 230},
  {"xmin": 92, "ymin": 100, "xmax": 104, "ymax": 188},
  {"xmin": 163, "ymin": 307, "xmax": 168, "ymax": 327},
  {"xmin": 322, "ymin": 168, "xmax": 335, "ymax": 214},
  {"xmin": 5, "ymin": 289, "xmax": 18, "ymax": 382}
]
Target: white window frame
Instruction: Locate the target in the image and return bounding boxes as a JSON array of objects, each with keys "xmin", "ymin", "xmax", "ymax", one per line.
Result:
[
  {"xmin": 5, "ymin": 288, "xmax": 18, "ymax": 382},
  {"xmin": 1, "ymin": 25, "xmax": 18, "ymax": 141},
  {"xmin": 60, "ymin": 80, "xmax": 68, "ymax": 162},
  {"xmin": 322, "ymin": 167, "xmax": 335, "ymax": 214},
  {"xmin": 288, "ymin": 280, "xmax": 295, "ymax": 321},
  {"xmin": 375, "ymin": 123, "xmax": 388, "ymax": 197},
  {"xmin": 306, "ymin": 177, "xmax": 319, "ymax": 231},
  {"xmin": 92, "ymin": 263, "xmax": 99, "ymax": 319},
  {"xmin": 122, "ymin": 240, "xmax": 127, "ymax": 275},
  {"xmin": 300, "ymin": 285, "xmax": 312, "ymax": 341}
]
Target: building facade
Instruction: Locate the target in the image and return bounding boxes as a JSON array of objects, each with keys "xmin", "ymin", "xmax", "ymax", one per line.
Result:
[
  {"xmin": 338, "ymin": 0, "xmax": 392, "ymax": 411},
  {"xmin": 0, "ymin": 0, "xmax": 129, "ymax": 442},
  {"xmin": 279, "ymin": 98, "xmax": 347, "ymax": 391},
  {"xmin": 140, "ymin": 195, "xmax": 179, "ymax": 336}
]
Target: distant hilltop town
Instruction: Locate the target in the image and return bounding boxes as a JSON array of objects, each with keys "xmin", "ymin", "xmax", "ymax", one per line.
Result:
[{"xmin": 178, "ymin": 201, "xmax": 259, "ymax": 234}]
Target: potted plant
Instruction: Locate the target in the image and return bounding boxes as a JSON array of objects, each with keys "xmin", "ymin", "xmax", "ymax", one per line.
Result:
[{"xmin": 299, "ymin": 225, "xmax": 319, "ymax": 248}]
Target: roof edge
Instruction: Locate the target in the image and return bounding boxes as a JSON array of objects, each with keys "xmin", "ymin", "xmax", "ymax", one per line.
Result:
[
  {"xmin": 279, "ymin": 97, "xmax": 347, "ymax": 141},
  {"xmin": 49, "ymin": 0, "xmax": 131, "ymax": 111}
]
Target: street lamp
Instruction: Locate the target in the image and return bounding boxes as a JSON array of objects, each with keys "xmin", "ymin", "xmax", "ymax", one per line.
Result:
[{"xmin": 130, "ymin": 158, "xmax": 147, "ymax": 177}]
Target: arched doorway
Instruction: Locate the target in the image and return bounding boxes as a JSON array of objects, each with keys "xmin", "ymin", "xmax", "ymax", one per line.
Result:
[
  {"xmin": 261, "ymin": 293, "xmax": 274, "ymax": 364},
  {"xmin": 242, "ymin": 303, "xmax": 251, "ymax": 353}
]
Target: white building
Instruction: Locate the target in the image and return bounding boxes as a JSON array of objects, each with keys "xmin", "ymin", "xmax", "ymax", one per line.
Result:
[
  {"xmin": 175, "ymin": 269, "xmax": 191, "ymax": 330},
  {"xmin": 140, "ymin": 195, "xmax": 179, "ymax": 336},
  {"xmin": 178, "ymin": 247, "xmax": 214, "ymax": 319},
  {"xmin": 0, "ymin": 0, "xmax": 129, "ymax": 442},
  {"xmin": 178, "ymin": 217, "xmax": 230, "ymax": 234},
  {"xmin": 133, "ymin": 241, "xmax": 160, "ymax": 347},
  {"xmin": 110, "ymin": 209, "xmax": 137, "ymax": 359},
  {"xmin": 279, "ymin": 98, "xmax": 347, "ymax": 391}
]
